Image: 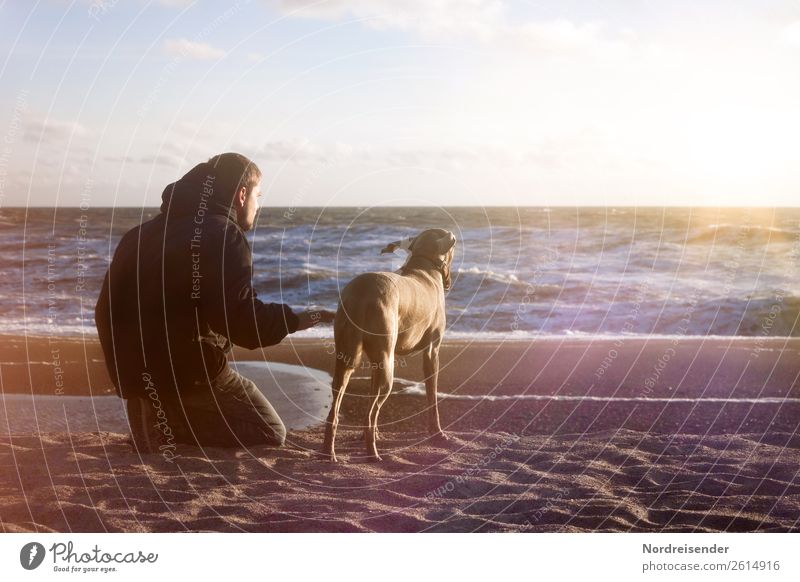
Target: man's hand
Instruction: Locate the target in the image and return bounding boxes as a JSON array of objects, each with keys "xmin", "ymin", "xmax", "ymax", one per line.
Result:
[{"xmin": 295, "ymin": 309, "xmax": 336, "ymax": 331}]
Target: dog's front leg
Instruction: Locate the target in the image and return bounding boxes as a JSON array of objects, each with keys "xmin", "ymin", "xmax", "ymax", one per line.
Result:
[{"xmin": 422, "ymin": 346, "xmax": 447, "ymax": 440}]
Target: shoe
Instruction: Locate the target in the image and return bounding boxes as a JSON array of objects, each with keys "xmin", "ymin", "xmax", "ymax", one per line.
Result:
[{"xmin": 125, "ymin": 397, "xmax": 171, "ymax": 454}]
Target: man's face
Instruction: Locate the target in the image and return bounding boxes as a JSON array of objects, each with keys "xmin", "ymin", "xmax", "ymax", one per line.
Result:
[{"xmin": 236, "ymin": 180, "xmax": 262, "ymax": 231}]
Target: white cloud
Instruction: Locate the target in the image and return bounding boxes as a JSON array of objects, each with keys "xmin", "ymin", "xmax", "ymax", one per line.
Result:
[
  {"xmin": 155, "ymin": 0, "xmax": 196, "ymax": 7},
  {"xmin": 163, "ymin": 38, "xmax": 226, "ymax": 60},
  {"xmin": 24, "ymin": 116, "xmax": 89, "ymax": 143},
  {"xmin": 270, "ymin": 0, "xmax": 501, "ymax": 40},
  {"xmin": 234, "ymin": 138, "xmax": 330, "ymax": 163},
  {"xmin": 170, "ymin": 120, "xmax": 233, "ymax": 140},
  {"xmin": 240, "ymin": 137, "xmax": 591, "ymax": 171},
  {"xmin": 507, "ymin": 19, "xmax": 626, "ymax": 56},
  {"xmin": 780, "ymin": 20, "xmax": 800, "ymax": 47},
  {"xmin": 140, "ymin": 153, "xmax": 187, "ymax": 167},
  {"xmin": 104, "ymin": 155, "xmax": 137, "ymax": 164},
  {"xmin": 266, "ymin": 0, "xmax": 625, "ymax": 54}
]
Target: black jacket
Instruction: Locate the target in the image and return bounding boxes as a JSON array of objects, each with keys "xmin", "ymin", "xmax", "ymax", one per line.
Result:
[{"xmin": 95, "ymin": 162, "xmax": 298, "ymax": 399}]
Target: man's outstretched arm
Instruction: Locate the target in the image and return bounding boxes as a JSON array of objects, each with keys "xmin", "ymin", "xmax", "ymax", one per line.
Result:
[{"xmin": 202, "ymin": 227, "xmax": 330, "ymax": 349}]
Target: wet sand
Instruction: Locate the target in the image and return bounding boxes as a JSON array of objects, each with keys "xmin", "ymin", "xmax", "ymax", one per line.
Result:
[
  {"xmin": 0, "ymin": 362, "xmax": 332, "ymax": 435},
  {"xmin": 0, "ymin": 334, "xmax": 798, "ymax": 532}
]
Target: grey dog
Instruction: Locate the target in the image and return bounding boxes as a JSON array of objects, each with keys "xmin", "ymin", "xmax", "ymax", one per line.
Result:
[{"xmin": 322, "ymin": 228, "xmax": 457, "ymax": 462}]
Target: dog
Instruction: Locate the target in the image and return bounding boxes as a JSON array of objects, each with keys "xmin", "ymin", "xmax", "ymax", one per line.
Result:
[{"xmin": 322, "ymin": 228, "xmax": 457, "ymax": 462}]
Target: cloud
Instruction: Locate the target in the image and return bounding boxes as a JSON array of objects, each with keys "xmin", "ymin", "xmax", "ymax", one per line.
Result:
[
  {"xmin": 240, "ymin": 137, "xmax": 589, "ymax": 171},
  {"xmin": 139, "ymin": 153, "xmax": 187, "ymax": 167},
  {"xmin": 507, "ymin": 19, "xmax": 625, "ymax": 56},
  {"xmin": 163, "ymin": 38, "xmax": 226, "ymax": 60},
  {"xmin": 270, "ymin": 0, "xmax": 500, "ymax": 40},
  {"xmin": 103, "ymin": 155, "xmax": 137, "ymax": 164},
  {"xmin": 170, "ymin": 120, "xmax": 234, "ymax": 140},
  {"xmin": 265, "ymin": 0, "xmax": 625, "ymax": 54},
  {"xmin": 155, "ymin": 0, "xmax": 196, "ymax": 7},
  {"xmin": 24, "ymin": 117, "xmax": 89, "ymax": 144},
  {"xmin": 231, "ymin": 138, "xmax": 331, "ymax": 163},
  {"xmin": 780, "ymin": 20, "xmax": 800, "ymax": 47}
]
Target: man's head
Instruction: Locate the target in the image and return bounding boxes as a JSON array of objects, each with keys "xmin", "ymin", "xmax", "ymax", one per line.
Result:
[{"xmin": 207, "ymin": 152, "xmax": 262, "ymax": 231}]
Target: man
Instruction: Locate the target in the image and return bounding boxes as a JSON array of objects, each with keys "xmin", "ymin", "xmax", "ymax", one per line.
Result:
[{"xmin": 95, "ymin": 152, "xmax": 331, "ymax": 454}]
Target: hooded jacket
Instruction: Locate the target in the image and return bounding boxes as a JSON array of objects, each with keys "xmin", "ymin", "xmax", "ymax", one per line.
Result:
[{"xmin": 95, "ymin": 162, "xmax": 299, "ymax": 399}]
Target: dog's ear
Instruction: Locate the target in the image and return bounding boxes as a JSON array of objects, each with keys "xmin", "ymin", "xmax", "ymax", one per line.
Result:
[
  {"xmin": 436, "ymin": 232, "xmax": 456, "ymax": 255},
  {"xmin": 380, "ymin": 240, "xmax": 402, "ymax": 255},
  {"xmin": 442, "ymin": 263, "xmax": 452, "ymax": 291},
  {"xmin": 380, "ymin": 236, "xmax": 415, "ymax": 255}
]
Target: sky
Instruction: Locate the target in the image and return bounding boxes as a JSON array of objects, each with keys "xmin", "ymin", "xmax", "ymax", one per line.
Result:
[{"xmin": 1, "ymin": 0, "xmax": 799, "ymax": 207}]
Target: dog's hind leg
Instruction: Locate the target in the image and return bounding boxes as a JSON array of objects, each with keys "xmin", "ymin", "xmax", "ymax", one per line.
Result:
[
  {"xmin": 322, "ymin": 357, "xmax": 356, "ymax": 462},
  {"xmin": 423, "ymin": 341, "xmax": 447, "ymax": 441},
  {"xmin": 364, "ymin": 354, "xmax": 394, "ymax": 462}
]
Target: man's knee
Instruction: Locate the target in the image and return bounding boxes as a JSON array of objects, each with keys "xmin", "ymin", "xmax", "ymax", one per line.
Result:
[
  {"xmin": 200, "ymin": 370, "xmax": 288, "ymax": 447},
  {"xmin": 236, "ymin": 414, "xmax": 285, "ymax": 447}
]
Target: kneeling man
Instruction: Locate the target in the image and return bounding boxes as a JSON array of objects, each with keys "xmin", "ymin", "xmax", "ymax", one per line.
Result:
[{"xmin": 95, "ymin": 152, "xmax": 329, "ymax": 454}]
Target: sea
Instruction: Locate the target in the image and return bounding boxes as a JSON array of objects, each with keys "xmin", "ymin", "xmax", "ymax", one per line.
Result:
[{"xmin": 1, "ymin": 206, "xmax": 798, "ymax": 340}]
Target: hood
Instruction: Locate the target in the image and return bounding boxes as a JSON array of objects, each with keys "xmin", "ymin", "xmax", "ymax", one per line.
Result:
[{"xmin": 159, "ymin": 162, "xmax": 239, "ymax": 222}]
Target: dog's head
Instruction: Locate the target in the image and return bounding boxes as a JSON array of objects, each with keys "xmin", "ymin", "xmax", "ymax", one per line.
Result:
[{"xmin": 380, "ymin": 228, "xmax": 457, "ymax": 290}]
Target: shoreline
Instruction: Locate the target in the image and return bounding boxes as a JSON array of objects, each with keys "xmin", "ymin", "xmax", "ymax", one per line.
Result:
[
  {"xmin": 2, "ymin": 333, "xmax": 797, "ymax": 396},
  {"xmin": 1, "ymin": 333, "xmax": 798, "ymax": 532},
  {"xmin": 2, "ymin": 333, "xmax": 798, "ymax": 436}
]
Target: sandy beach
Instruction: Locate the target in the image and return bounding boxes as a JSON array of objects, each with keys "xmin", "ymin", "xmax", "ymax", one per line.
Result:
[{"xmin": 1, "ymin": 334, "xmax": 799, "ymax": 532}]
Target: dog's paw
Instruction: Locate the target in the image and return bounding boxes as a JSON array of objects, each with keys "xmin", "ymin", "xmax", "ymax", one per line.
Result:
[{"xmin": 321, "ymin": 450, "xmax": 339, "ymax": 463}]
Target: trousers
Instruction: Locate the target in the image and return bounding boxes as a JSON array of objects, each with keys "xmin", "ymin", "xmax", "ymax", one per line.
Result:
[{"xmin": 127, "ymin": 365, "xmax": 286, "ymax": 449}]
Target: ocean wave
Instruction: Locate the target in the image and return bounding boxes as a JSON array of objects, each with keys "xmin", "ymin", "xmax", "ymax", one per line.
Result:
[
  {"xmin": 4, "ymin": 207, "xmax": 800, "ymax": 341},
  {"xmin": 256, "ymin": 267, "xmax": 343, "ymax": 289},
  {"xmin": 689, "ymin": 222, "xmax": 798, "ymax": 244},
  {"xmin": 455, "ymin": 266, "xmax": 522, "ymax": 285}
]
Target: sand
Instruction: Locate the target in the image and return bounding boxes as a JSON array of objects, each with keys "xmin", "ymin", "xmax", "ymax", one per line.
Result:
[{"xmin": 1, "ymin": 335, "xmax": 799, "ymax": 532}]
